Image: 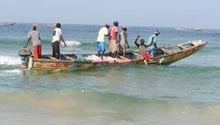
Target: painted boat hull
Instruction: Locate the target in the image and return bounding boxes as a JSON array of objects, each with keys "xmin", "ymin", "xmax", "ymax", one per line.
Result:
[
  {"xmin": 28, "ymin": 58, "xmax": 74, "ymax": 70},
  {"xmin": 19, "ymin": 40, "xmax": 207, "ymax": 70},
  {"xmin": 149, "ymin": 40, "xmax": 207, "ymax": 65}
]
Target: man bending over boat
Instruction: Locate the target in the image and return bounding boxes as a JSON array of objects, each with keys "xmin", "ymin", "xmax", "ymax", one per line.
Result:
[
  {"xmin": 96, "ymin": 23, "xmax": 110, "ymax": 59},
  {"xmin": 52, "ymin": 23, "xmax": 66, "ymax": 59},
  {"xmin": 24, "ymin": 25, "xmax": 42, "ymax": 59}
]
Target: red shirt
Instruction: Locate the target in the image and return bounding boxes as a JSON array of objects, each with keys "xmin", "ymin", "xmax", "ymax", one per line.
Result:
[{"xmin": 109, "ymin": 26, "xmax": 118, "ymax": 41}]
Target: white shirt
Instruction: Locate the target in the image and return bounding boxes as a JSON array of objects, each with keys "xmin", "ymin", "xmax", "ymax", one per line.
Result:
[
  {"xmin": 52, "ymin": 28, "xmax": 62, "ymax": 43},
  {"xmin": 97, "ymin": 27, "xmax": 108, "ymax": 42}
]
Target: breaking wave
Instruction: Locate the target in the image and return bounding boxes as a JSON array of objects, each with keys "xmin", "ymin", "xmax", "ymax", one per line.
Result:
[
  {"xmin": 0, "ymin": 55, "xmax": 21, "ymax": 65},
  {"xmin": 60, "ymin": 40, "xmax": 81, "ymax": 47}
]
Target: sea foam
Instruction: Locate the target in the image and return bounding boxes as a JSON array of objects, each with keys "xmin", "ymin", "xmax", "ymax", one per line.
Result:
[
  {"xmin": 60, "ymin": 40, "xmax": 81, "ymax": 47},
  {"xmin": 0, "ymin": 55, "xmax": 21, "ymax": 65}
]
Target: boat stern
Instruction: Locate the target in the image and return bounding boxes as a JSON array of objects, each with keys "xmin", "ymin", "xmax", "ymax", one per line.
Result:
[{"xmin": 18, "ymin": 47, "xmax": 32, "ymax": 69}]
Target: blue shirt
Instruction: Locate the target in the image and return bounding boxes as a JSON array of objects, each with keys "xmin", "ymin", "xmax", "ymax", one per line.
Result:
[{"xmin": 147, "ymin": 34, "xmax": 157, "ymax": 49}]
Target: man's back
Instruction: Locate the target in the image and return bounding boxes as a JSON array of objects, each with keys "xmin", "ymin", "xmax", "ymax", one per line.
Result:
[{"xmin": 28, "ymin": 31, "xmax": 41, "ymax": 46}]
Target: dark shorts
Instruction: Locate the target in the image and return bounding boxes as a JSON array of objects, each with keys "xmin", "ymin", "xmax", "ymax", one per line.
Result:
[{"xmin": 52, "ymin": 41, "xmax": 60, "ymax": 59}]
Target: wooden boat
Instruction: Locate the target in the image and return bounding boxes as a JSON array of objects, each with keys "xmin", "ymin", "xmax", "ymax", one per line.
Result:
[
  {"xmin": 145, "ymin": 40, "xmax": 207, "ymax": 65},
  {"xmin": 18, "ymin": 40, "xmax": 207, "ymax": 70},
  {"xmin": 0, "ymin": 22, "xmax": 16, "ymax": 26}
]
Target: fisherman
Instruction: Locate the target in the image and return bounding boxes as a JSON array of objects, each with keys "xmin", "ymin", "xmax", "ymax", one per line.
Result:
[
  {"xmin": 52, "ymin": 23, "xmax": 66, "ymax": 59},
  {"xmin": 134, "ymin": 35, "xmax": 152, "ymax": 60},
  {"xmin": 108, "ymin": 21, "xmax": 119, "ymax": 58},
  {"xmin": 24, "ymin": 25, "xmax": 42, "ymax": 59},
  {"xmin": 147, "ymin": 31, "xmax": 160, "ymax": 57},
  {"xmin": 96, "ymin": 23, "xmax": 110, "ymax": 59},
  {"xmin": 119, "ymin": 26, "xmax": 129, "ymax": 57}
]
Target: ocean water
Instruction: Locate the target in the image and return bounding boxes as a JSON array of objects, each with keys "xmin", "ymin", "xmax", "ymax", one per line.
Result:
[{"xmin": 0, "ymin": 23, "xmax": 220, "ymax": 125}]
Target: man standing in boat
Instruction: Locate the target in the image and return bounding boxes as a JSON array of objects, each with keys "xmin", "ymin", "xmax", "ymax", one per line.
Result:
[
  {"xmin": 96, "ymin": 23, "xmax": 110, "ymax": 59},
  {"xmin": 24, "ymin": 25, "xmax": 42, "ymax": 59},
  {"xmin": 119, "ymin": 26, "xmax": 129, "ymax": 57},
  {"xmin": 147, "ymin": 31, "xmax": 160, "ymax": 57},
  {"xmin": 52, "ymin": 23, "xmax": 66, "ymax": 59},
  {"xmin": 108, "ymin": 21, "xmax": 119, "ymax": 58}
]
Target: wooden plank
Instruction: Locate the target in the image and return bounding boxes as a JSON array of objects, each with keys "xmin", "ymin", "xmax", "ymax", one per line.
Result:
[
  {"xmin": 119, "ymin": 55, "xmax": 128, "ymax": 59},
  {"xmin": 48, "ymin": 56, "xmax": 59, "ymax": 60},
  {"xmin": 65, "ymin": 56, "xmax": 74, "ymax": 61}
]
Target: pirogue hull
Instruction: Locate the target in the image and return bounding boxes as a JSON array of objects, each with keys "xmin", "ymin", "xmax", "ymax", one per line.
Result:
[{"xmin": 19, "ymin": 40, "xmax": 207, "ymax": 70}]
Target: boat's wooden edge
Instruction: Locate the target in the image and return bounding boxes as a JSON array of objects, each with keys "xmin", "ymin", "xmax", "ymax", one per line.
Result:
[
  {"xmin": 22, "ymin": 40, "xmax": 208, "ymax": 70},
  {"xmin": 65, "ymin": 56, "xmax": 75, "ymax": 61},
  {"xmin": 48, "ymin": 56, "xmax": 59, "ymax": 60}
]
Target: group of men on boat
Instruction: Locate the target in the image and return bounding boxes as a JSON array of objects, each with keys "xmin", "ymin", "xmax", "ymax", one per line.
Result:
[
  {"xmin": 25, "ymin": 23, "xmax": 66, "ymax": 60},
  {"xmin": 96, "ymin": 21, "xmax": 160, "ymax": 60},
  {"xmin": 24, "ymin": 21, "xmax": 160, "ymax": 61}
]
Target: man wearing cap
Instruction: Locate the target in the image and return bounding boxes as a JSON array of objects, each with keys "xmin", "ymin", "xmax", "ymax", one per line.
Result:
[
  {"xmin": 96, "ymin": 23, "xmax": 110, "ymax": 59},
  {"xmin": 147, "ymin": 31, "xmax": 160, "ymax": 57},
  {"xmin": 119, "ymin": 26, "xmax": 129, "ymax": 57}
]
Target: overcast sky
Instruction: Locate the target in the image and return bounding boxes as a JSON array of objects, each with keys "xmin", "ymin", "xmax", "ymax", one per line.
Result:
[{"xmin": 0, "ymin": 0, "xmax": 219, "ymax": 29}]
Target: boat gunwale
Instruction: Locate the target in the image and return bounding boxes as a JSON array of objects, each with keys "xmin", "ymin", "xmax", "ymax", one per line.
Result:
[{"xmin": 23, "ymin": 40, "xmax": 207, "ymax": 70}]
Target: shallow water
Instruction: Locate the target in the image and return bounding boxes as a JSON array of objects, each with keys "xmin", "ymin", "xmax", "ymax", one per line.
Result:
[{"xmin": 0, "ymin": 24, "xmax": 220, "ymax": 125}]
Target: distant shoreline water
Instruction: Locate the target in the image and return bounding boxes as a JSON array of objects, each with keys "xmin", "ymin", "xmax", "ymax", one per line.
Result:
[{"xmin": 2, "ymin": 21, "xmax": 220, "ymax": 30}]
